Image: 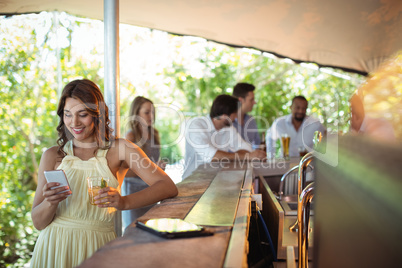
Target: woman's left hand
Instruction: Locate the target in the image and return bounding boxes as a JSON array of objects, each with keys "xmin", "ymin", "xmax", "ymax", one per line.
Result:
[{"xmin": 94, "ymin": 187, "xmax": 125, "ymax": 210}]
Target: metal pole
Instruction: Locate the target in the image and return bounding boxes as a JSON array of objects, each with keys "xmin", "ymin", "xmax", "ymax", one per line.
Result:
[
  {"xmin": 297, "ymin": 183, "xmax": 314, "ymax": 268},
  {"xmin": 104, "ymin": 0, "xmax": 121, "ymax": 236},
  {"xmin": 104, "ymin": 0, "xmax": 120, "ymax": 138}
]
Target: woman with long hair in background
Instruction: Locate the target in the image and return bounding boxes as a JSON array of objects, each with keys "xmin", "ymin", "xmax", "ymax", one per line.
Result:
[{"xmin": 122, "ymin": 96, "xmax": 167, "ymax": 230}]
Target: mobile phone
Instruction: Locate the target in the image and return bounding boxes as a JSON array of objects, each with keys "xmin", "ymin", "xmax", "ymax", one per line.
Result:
[
  {"xmin": 136, "ymin": 218, "xmax": 213, "ymax": 239},
  {"xmin": 44, "ymin": 170, "xmax": 72, "ymax": 195}
]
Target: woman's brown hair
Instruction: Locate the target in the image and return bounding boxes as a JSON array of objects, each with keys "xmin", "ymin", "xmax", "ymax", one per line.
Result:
[
  {"xmin": 128, "ymin": 96, "xmax": 160, "ymax": 148},
  {"xmin": 56, "ymin": 79, "xmax": 114, "ymax": 156}
]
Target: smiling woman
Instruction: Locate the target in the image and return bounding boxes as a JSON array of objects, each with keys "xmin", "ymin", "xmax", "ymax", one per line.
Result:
[
  {"xmin": 63, "ymin": 99, "xmax": 96, "ymax": 141},
  {"xmin": 56, "ymin": 79, "xmax": 112, "ymax": 155},
  {"xmin": 30, "ymin": 79, "xmax": 177, "ymax": 268}
]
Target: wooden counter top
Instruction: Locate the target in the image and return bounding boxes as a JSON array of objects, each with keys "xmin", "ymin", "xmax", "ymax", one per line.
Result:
[{"xmin": 78, "ymin": 163, "xmax": 253, "ymax": 268}]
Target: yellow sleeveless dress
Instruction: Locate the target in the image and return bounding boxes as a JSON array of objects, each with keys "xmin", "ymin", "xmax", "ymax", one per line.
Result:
[{"xmin": 30, "ymin": 140, "xmax": 119, "ymax": 268}]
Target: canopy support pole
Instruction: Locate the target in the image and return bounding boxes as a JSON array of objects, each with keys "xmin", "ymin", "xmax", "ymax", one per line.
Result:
[{"xmin": 104, "ymin": 0, "xmax": 121, "ymax": 236}]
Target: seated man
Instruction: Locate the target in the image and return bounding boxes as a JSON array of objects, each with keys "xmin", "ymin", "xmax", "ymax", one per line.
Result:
[
  {"xmin": 231, "ymin": 82, "xmax": 261, "ymax": 148},
  {"xmin": 350, "ymin": 94, "xmax": 396, "ymax": 141},
  {"xmin": 266, "ymin": 95, "xmax": 326, "ymax": 158},
  {"xmin": 182, "ymin": 94, "xmax": 266, "ymax": 179}
]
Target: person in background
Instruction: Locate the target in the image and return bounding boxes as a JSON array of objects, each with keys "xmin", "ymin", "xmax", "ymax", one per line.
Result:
[
  {"xmin": 30, "ymin": 79, "xmax": 177, "ymax": 268},
  {"xmin": 183, "ymin": 94, "xmax": 266, "ymax": 179},
  {"xmin": 231, "ymin": 82, "xmax": 261, "ymax": 149},
  {"xmin": 350, "ymin": 94, "xmax": 396, "ymax": 141},
  {"xmin": 122, "ymin": 96, "xmax": 167, "ymax": 230},
  {"xmin": 266, "ymin": 95, "xmax": 326, "ymax": 158}
]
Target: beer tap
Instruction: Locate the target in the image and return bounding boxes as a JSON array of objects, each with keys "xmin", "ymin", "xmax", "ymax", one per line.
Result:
[
  {"xmin": 278, "ymin": 164, "xmax": 313, "ymax": 201},
  {"xmin": 289, "ymin": 153, "xmax": 313, "ymax": 232},
  {"xmin": 297, "ymin": 182, "xmax": 314, "ymax": 268}
]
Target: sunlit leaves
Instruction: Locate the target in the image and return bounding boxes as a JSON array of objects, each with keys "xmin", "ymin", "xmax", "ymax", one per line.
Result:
[
  {"xmin": 164, "ymin": 40, "xmax": 364, "ymax": 136},
  {"xmin": 0, "ymin": 12, "xmax": 96, "ymax": 267}
]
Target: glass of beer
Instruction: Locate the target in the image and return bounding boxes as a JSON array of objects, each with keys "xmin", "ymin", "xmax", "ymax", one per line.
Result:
[
  {"xmin": 87, "ymin": 176, "xmax": 109, "ymax": 205},
  {"xmin": 281, "ymin": 133, "xmax": 290, "ymax": 160}
]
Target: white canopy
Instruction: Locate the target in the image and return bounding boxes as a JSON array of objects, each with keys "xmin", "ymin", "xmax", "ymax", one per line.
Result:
[{"xmin": 1, "ymin": 0, "xmax": 402, "ymax": 75}]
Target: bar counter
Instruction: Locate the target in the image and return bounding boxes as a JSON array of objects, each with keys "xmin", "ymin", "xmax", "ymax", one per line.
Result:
[
  {"xmin": 78, "ymin": 163, "xmax": 254, "ymax": 268},
  {"xmin": 80, "ymin": 139, "xmax": 402, "ymax": 268}
]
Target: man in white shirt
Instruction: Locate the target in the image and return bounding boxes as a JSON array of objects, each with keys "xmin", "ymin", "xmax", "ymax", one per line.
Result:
[
  {"xmin": 350, "ymin": 94, "xmax": 396, "ymax": 142},
  {"xmin": 183, "ymin": 94, "xmax": 266, "ymax": 179},
  {"xmin": 266, "ymin": 96, "xmax": 326, "ymax": 158},
  {"xmin": 231, "ymin": 83, "xmax": 261, "ymax": 149}
]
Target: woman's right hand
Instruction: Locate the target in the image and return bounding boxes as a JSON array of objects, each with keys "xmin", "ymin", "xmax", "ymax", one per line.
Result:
[
  {"xmin": 32, "ymin": 146, "xmax": 72, "ymax": 230},
  {"xmin": 42, "ymin": 182, "xmax": 71, "ymax": 206}
]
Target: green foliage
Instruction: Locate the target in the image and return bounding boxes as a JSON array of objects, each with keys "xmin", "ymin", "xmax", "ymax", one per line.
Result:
[
  {"xmin": 155, "ymin": 103, "xmax": 184, "ymax": 163},
  {"xmin": 0, "ymin": 191, "xmax": 37, "ymax": 267},
  {"xmin": 165, "ymin": 46, "xmax": 363, "ymax": 137},
  {"xmin": 0, "ymin": 15, "xmax": 57, "ymax": 266},
  {"xmin": 0, "ymin": 13, "xmax": 105, "ymax": 267},
  {"xmin": 165, "ymin": 43, "xmax": 239, "ymax": 116}
]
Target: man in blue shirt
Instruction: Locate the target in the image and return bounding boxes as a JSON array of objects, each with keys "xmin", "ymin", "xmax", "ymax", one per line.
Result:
[{"xmin": 232, "ymin": 83, "xmax": 261, "ymax": 149}]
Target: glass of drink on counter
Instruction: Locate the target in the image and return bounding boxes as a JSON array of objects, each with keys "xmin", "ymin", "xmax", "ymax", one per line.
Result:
[
  {"xmin": 298, "ymin": 146, "xmax": 308, "ymax": 158},
  {"xmin": 281, "ymin": 133, "xmax": 290, "ymax": 160},
  {"xmin": 87, "ymin": 176, "xmax": 109, "ymax": 205}
]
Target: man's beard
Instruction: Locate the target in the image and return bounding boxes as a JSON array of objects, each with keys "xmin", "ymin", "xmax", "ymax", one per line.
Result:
[{"xmin": 294, "ymin": 115, "xmax": 305, "ymax": 122}]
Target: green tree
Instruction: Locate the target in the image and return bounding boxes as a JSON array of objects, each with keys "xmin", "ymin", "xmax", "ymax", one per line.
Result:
[
  {"xmin": 0, "ymin": 13, "xmax": 105, "ymax": 267},
  {"xmin": 164, "ymin": 43, "xmax": 239, "ymax": 116},
  {"xmin": 165, "ymin": 45, "xmax": 363, "ymax": 135},
  {"xmin": 0, "ymin": 15, "xmax": 57, "ymax": 266}
]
